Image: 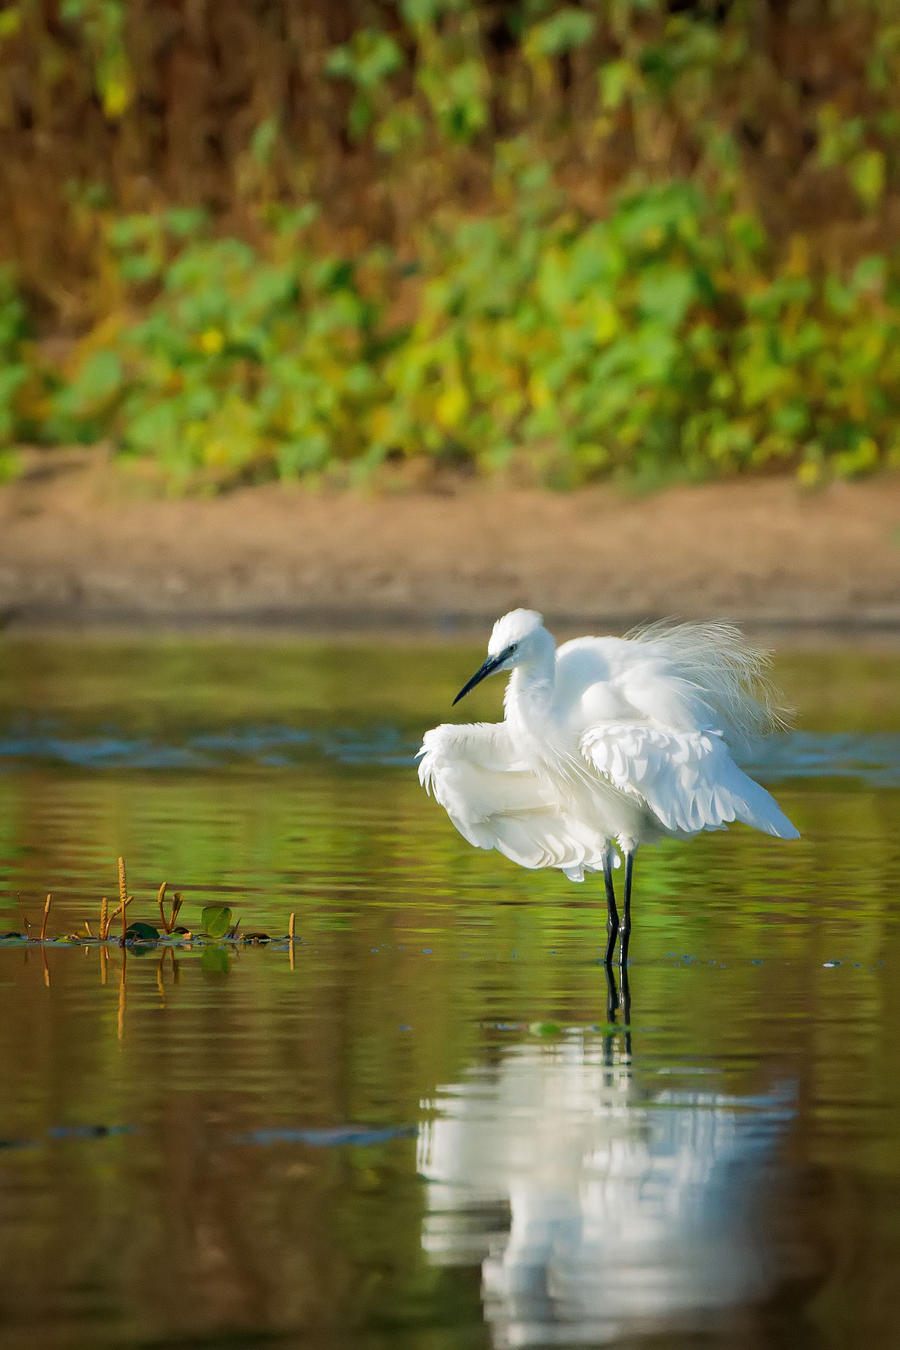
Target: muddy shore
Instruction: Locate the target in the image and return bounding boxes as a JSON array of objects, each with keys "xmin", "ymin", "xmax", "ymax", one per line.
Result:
[{"xmin": 4, "ymin": 452, "xmax": 899, "ymax": 635}]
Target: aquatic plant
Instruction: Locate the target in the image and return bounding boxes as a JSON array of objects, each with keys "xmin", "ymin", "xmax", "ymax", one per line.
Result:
[{"xmin": 2, "ymin": 856, "xmax": 297, "ymax": 951}]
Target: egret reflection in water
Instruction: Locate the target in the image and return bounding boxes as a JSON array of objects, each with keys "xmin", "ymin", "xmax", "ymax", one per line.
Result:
[{"xmin": 418, "ymin": 983, "xmax": 796, "ymax": 1347}]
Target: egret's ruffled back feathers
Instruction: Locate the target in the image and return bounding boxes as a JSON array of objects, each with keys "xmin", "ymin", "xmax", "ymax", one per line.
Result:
[{"xmin": 621, "ymin": 619, "xmax": 789, "ymax": 750}]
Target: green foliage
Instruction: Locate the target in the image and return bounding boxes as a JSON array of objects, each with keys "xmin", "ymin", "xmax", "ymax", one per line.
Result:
[
  {"xmin": 0, "ymin": 267, "xmax": 31, "ymax": 457},
  {"xmin": 5, "ymin": 1, "xmax": 900, "ymax": 488},
  {"xmin": 325, "ymin": 29, "xmax": 405, "ymax": 140},
  {"xmin": 364, "ymin": 178, "xmax": 900, "ymax": 485},
  {"xmin": 59, "ymin": 0, "xmax": 132, "ymax": 118},
  {"xmin": 47, "ymin": 209, "xmax": 383, "ymax": 488},
  {"xmin": 31, "ymin": 176, "xmax": 900, "ymax": 488},
  {"xmin": 526, "ymin": 8, "xmax": 596, "ymax": 60}
]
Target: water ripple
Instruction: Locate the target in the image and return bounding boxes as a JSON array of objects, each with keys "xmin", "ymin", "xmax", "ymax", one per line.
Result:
[
  {"xmin": 0, "ymin": 723, "xmax": 897, "ymax": 785},
  {"xmin": 0, "ymin": 721, "xmax": 413, "ymax": 771},
  {"xmin": 748, "ymin": 731, "xmax": 900, "ymax": 788}
]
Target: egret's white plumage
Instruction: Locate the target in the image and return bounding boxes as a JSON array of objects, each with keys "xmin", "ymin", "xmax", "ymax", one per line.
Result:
[{"xmin": 418, "ymin": 610, "xmax": 798, "ymax": 961}]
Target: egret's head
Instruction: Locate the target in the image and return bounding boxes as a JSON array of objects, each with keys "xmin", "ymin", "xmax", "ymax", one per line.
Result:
[
  {"xmin": 488, "ymin": 608, "xmax": 545, "ymax": 658},
  {"xmin": 453, "ymin": 609, "xmax": 546, "ymax": 706}
]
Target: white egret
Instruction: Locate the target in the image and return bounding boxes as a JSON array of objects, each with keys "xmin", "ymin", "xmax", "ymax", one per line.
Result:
[{"xmin": 418, "ymin": 610, "xmax": 799, "ymax": 965}]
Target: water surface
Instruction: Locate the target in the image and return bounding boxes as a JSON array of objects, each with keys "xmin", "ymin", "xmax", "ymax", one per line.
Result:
[{"xmin": 0, "ymin": 635, "xmax": 899, "ymax": 1349}]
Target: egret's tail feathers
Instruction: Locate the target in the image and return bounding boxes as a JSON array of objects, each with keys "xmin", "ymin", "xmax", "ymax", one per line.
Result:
[
  {"xmin": 724, "ymin": 768, "xmax": 800, "ymax": 839},
  {"xmin": 623, "ymin": 619, "xmax": 791, "ymax": 749}
]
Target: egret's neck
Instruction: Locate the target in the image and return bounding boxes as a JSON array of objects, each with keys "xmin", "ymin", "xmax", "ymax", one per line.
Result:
[{"xmin": 503, "ymin": 631, "xmax": 556, "ymax": 731}]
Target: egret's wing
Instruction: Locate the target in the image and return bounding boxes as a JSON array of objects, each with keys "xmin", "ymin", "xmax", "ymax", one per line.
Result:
[
  {"xmin": 581, "ymin": 724, "xmax": 800, "ymax": 839},
  {"xmin": 418, "ymin": 723, "xmax": 610, "ymax": 879}
]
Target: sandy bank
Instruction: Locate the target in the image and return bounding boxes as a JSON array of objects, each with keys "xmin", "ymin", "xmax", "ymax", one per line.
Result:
[{"xmin": 3, "ymin": 452, "xmax": 899, "ymax": 634}]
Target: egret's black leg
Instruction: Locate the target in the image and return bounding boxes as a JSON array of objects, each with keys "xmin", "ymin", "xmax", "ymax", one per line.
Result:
[
  {"xmin": 603, "ymin": 852, "xmax": 619, "ymax": 967},
  {"xmin": 619, "ymin": 850, "xmax": 634, "ymax": 968}
]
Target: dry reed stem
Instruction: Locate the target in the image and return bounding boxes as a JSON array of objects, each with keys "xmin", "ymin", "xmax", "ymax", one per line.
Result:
[
  {"xmin": 83, "ymin": 919, "xmax": 93, "ymax": 937},
  {"xmin": 40, "ymin": 894, "xmax": 52, "ymax": 943},
  {"xmin": 172, "ymin": 893, "xmax": 183, "ymax": 927},
  {"xmin": 100, "ymin": 896, "xmax": 108, "ymax": 940},
  {"xmin": 108, "ymin": 897, "xmax": 132, "ymax": 943},
  {"xmin": 288, "ymin": 912, "xmax": 295, "ymax": 942}
]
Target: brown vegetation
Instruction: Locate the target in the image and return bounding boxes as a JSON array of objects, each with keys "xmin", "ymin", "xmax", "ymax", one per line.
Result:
[{"xmin": 2, "ymin": 1, "xmax": 898, "ymax": 324}]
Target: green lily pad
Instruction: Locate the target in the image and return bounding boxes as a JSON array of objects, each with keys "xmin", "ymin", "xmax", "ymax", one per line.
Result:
[
  {"xmin": 125, "ymin": 922, "xmax": 160, "ymax": 941},
  {"xmin": 201, "ymin": 905, "xmax": 233, "ymax": 938}
]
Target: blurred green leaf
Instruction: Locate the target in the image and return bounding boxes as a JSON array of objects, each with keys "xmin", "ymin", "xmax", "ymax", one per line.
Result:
[
  {"xmin": 850, "ymin": 148, "xmax": 886, "ymax": 209},
  {"xmin": 250, "ymin": 117, "xmax": 279, "ymax": 166},
  {"xmin": 527, "ymin": 8, "xmax": 596, "ymax": 58},
  {"xmin": 599, "ymin": 58, "xmax": 636, "ymax": 111},
  {"xmin": 201, "ymin": 905, "xmax": 233, "ymax": 938}
]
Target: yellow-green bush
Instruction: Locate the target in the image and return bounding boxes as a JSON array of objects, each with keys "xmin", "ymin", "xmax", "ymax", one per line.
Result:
[
  {"xmin": 2, "ymin": 0, "xmax": 900, "ymax": 487},
  {"xmin": 34, "ymin": 173, "xmax": 900, "ymax": 488}
]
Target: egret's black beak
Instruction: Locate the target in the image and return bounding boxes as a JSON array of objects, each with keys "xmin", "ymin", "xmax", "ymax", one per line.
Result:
[{"xmin": 452, "ymin": 650, "xmax": 509, "ymax": 706}]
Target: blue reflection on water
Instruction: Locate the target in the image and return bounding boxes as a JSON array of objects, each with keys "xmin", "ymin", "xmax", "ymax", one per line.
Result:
[
  {"xmin": 234, "ymin": 1124, "xmax": 417, "ymax": 1148},
  {"xmin": 0, "ymin": 721, "xmax": 411, "ymax": 770},
  {"xmin": 748, "ymin": 731, "xmax": 900, "ymax": 787},
  {"xmin": 0, "ymin": 722, "xmax": 898, "ymax": 785}
]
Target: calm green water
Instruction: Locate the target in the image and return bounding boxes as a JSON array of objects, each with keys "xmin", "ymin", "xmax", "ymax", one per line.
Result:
[{"xmin": 1, "ymin": 635, "xmax": 899, "ymax": 1350}]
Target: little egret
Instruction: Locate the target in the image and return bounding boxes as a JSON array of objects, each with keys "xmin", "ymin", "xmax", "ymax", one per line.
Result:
[{"xmin": 418, "ymin": 610, "xmax": 799, "ymax": 965}]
